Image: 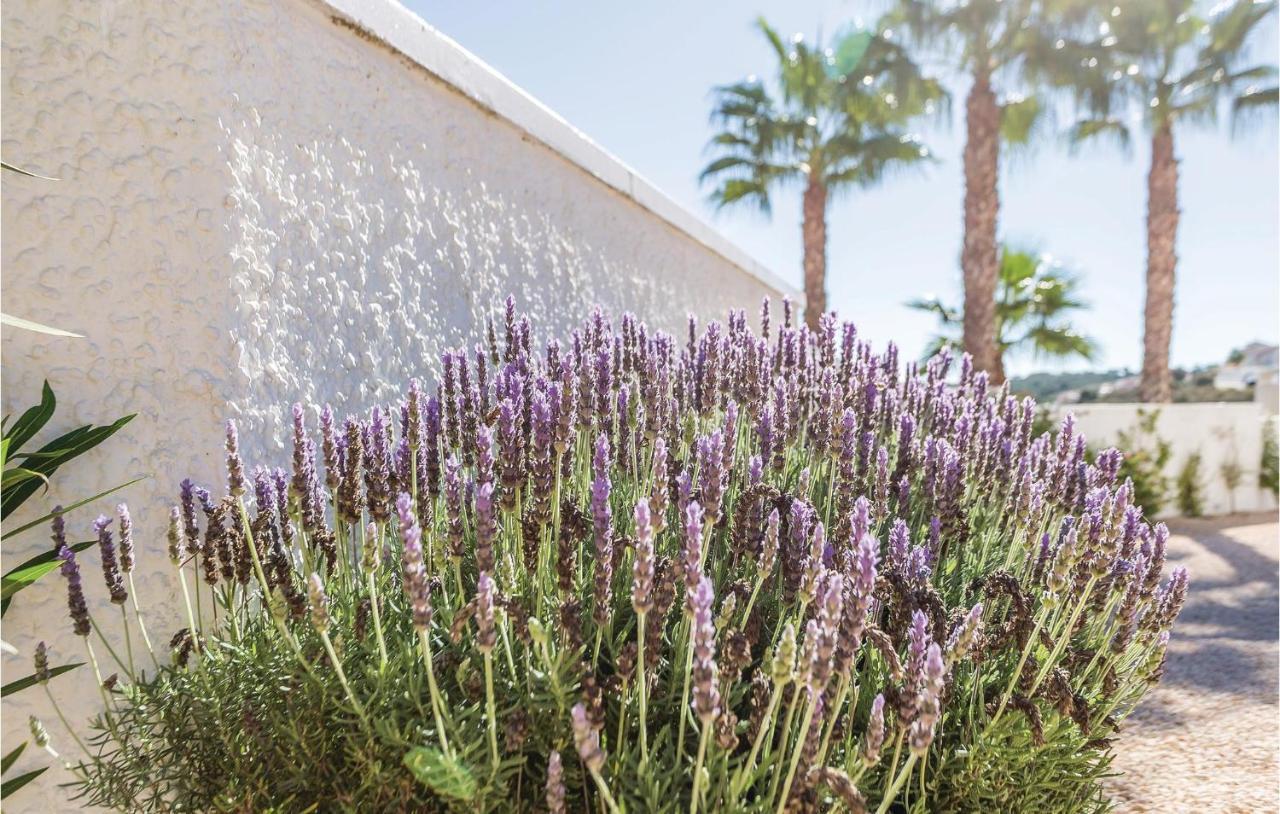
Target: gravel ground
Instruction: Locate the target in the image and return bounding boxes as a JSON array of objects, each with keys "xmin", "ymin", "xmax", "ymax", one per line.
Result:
[{"xmin": 1107, "ymin": 513, "xmax": 1279, "ymax": 813}]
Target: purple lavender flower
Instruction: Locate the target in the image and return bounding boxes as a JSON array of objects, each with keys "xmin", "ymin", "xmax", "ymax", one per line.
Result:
[
  {"xmin": 697, "ymin": 431, "xmax": 726, "ymax": 524},
  {"xmin": 946, "ymin": 603, "xmax": 983, "ymax": 664},
  {"xmin": 179, "ymin": 481, "xmax": 202, "ymax": 553},
  {"xmin": 307, "ymin": 572, "xmax": 330, "ymax": 633},
  {"xmin": 887, "ymin": 519, "xmax": 910, "ymax": 570},
  {"xmin": 94, "ymin": 514, "xmax": 127, "ymax": 604},
  {"xmin": 682, "ymin": 501, "xmax": 705, "ymax": 603},
  {"xmin": 116, "ymin": 503, "xmax": 135, "ymax": 573},
  {"xmin": 321, "ymin": 404, "xmax": 341, "ymax": 491},
  {"xmin": 396, "ymin": 492, "xmax": 433, "ymax": 631},
  {"xmin": 338, "ymin": 418, "xmax": 365, "ymax": 525},
  {"xmin": 690, "ymin": 575, "xmax": 721, "ymax": 724},
  {"xmin": 591, "ymin": 433, "xmax": 614, "ymax": 626},
  {"xmin": 571, "ymin": 702, "xmax": 605, "ymax": 772},
  {"xmin": 909, "ymin": 643, "xmax": 944, "ymax": 756},
  {"xmin": 649, "ymin": 437, "xmax": 669, "ymax": 533},
  {"xmin": 58, "ymin": 541, "xmax": 91, "ymax": 636},
  {"xmin": 476, "ymin": 570, "xmax": 497, "ymax": 653},
  {"xmin": 167, "ymin": 506, "xmax": 187, "ymax": 565},
  {"xmin": 862, "ymin": 693, "xmax": 886, "ymax": 766},
  {"xmin": 364, "ymin": 407, "xmax": 393, "ymax": 524},
  {"xmin": 761, "ymin": 508, "xmax": 780, "ymax": 579},
  {"xmin": 225, "ymin": 419, "xmax": 246, "ymax": 496},
  {"xmin": 496, "ymin": 397, "xmax": 525, "ymax": 511},
  {"xmin": 546, "ymin": 751, "xmax": 566, "ymax": 814},
  {"xmin": 474, "ymin": 480, "xmax": 497, "ymax": 575},
  {"xmin": 632, "ymin": 499, "xmax": 654, "ymax": 615}
]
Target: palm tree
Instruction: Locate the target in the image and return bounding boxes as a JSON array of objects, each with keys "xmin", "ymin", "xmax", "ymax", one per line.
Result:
[
  {"xmin": 889, "ymin": 0, "xmax": 1077, "ymax": 383},
  {"xmin": 701, "ymin": 18, "xmax": 945, "ymax": 330},
  {"xmin": 907, "ymin": 244, "xmax": 1098, "ymax": 379},
  {"xmin": 1058, "ymin": 0, "xmax": 1277, "ymax": 402}
]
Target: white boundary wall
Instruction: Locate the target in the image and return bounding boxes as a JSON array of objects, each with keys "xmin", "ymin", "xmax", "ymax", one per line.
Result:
[
  {"xmin": 0, "ymin": 1, "xmax": 794, "ymax": 808},
  {"xmin": 1053, "ymin": 403, "xmax": 1279, "ymax": 518}
]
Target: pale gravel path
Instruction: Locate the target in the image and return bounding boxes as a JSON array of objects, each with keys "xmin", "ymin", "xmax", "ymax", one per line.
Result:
[{"xmin": 1107, "ymin": 514, "xmax": 1279, "ymax": 813}]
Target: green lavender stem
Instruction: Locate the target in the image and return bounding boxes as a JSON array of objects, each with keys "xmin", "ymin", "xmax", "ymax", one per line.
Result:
[
  {"xmin": 126, "ymin": 572, "xmax": 159, "ymax": 670},
  {"xmin": 875, "ymin": 753, "xmax": 918, "ymax": 814},
  {"xmin": 484, "ymin": 651, "xmax": 500, "ymax": 776},
  {"xmin": 689, "ymin": 723, "xmax": 712, "ymax": 814}
]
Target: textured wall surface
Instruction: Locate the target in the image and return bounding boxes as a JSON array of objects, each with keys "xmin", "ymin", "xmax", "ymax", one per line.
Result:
[{"xmin": 0, "ymin": 1, "xmax": 788, "ymax": 809}]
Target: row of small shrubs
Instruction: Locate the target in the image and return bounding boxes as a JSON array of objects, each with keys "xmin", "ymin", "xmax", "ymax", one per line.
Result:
[{"xmin": 36, "ymin": 298, "xmax": 1184, "ymax": 812}]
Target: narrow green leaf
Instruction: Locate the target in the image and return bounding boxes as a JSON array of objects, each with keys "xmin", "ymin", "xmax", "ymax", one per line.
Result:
[
  {"xmin": 3, "ymin": 382, "xmax": 55, "ymax": 458},
  {"xmin": 1, "ymin": 414, "xmax": 137, "ymax": 520},
  {"xmin": 1, "ymin": 767, "xmax": 47, "ymax": 798},
  {"xmin": 403, "ymin": 747, "xmax": 477, "ymax": 800},
  {"xmin": 1, "ymin": 540, "xmax": 94, "ymax": 604},
  {"xmin": 1, "ymin": 744, "xmax": 26, "ymax": 774},
  {"xmin": 0, "ymin": 313, "xmax": 81, "ymax": 337},
  {"xmin": 1, "ymin": 663, "xmax": 83, "ymax": 697},
  {"xmin": 2, "ymin": 475, "xmax": 148, "ymax": 541},
  {"xmin": 1, "ymin": 468, "xmax": 49, "ymax": 492}
]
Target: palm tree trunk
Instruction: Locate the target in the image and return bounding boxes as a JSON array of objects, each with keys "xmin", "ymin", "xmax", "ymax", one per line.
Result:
[
  {"xmin": 801, "ymin": 175, "xmax": 828, "ymax": 331},
  {"xmin": 962, "ymin": 72, "xmax": 1003, "ymax": 384},
  {"xmin": 1141, "ymin": 124, "xmax": 1178, "ymax": 403}
]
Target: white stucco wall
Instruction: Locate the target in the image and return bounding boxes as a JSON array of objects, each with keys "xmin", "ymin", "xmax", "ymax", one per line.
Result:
[
  {"xmin": 1055, "ymin": 403, "xmax": 1279, "ymax": 518},
  {"xmin": 0, "ymin": 1, "xmax": 793, "ymax": 808}
]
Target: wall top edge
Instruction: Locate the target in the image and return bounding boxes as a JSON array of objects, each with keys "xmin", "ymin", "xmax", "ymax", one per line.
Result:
[{"xmin": 312, "ymin": 0, "xmax": 801, "ymax": 301}]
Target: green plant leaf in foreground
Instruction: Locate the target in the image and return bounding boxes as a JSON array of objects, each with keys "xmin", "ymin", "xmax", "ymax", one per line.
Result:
[
  {"xmin": 1, "ymin": 662, "xmax": 83, "ymax": 697},
  {"xmin": 1, "ymin": 540, "xmax": 94, "ymax": 615},
  {"xmin": 1, "ymin": 414, "xmax": 138, "ymax": 521},
  {"xmin": 2, "ymin": 475, "xmax": 149, "ymax": 542},
  {"xmin": 3, "ymin": 381, "xmax": 56, "ymax": 458},
  {"xmin": 402, "ymin": 747, "xmax": 476, "ymax": 801},
  {"xmin": 2, "ymin": 767, "xmax": 47, "ymax": 799},
  {"xmin": 1, "ymin": 744, "xmax": 26, "ymax": 775}
]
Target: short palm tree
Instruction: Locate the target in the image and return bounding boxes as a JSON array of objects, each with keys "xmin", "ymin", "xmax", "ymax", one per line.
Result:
[
  {"xmin": 700, "ymin": 18, "xmax": 945, "ymax": 330},
  {"xmin": 889, "ymin": 0, "xmax": 1082, "ymax": 383},
  {"xmin": 1057, "ymin": 0, "xmax": 1277, "ymax": 402},
  {"xmin": 908, "ymin": 244, "xmax": 1098, "ymax": 380}
]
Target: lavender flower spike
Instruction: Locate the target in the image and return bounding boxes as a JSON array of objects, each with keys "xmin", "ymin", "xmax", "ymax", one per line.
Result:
[
  {"xmin": 116, "ymin": 503, "xmax": 135, "ymax": 573},
  {"xmin": 307, "ymin": 572, "xmax": 330, "ymax": 633},
  {"xmin": 94, "ymin": 514, "xmax": 128, "ymax": 605},
  {"xmin": 909, "ymin": 643, "xmax": 945, "ymax": 756},
  {"xmin": 861, "ymin": 693, "xmax": 886, "ymax": 766},
  {"xmin": 631, "ymin": 499, "xmax": 655, "ymax": 616},
  {"xmin": 225, "ymin": 419, "xmax": 246, "ymax": 496},
  {"xmin": 690, "ymin": 575, "xmax": 721, "ymax": 724},
  {"xmin": 396, "ymin": 492, "xmax": 433, "ymax": 631},
  {"xmin": 946, "ymin": 603, "xmax": 984, "ymax": 665},
  {"xmin": 546, "ymin": 751, "xmax": 566, "ymax": 814},
  {"xmin": 476, "ymin": 571, "xmax": 497, "ymax": 653},
  {"xmin": 571, "ymin": 702, "xmax": 605, "ymax": 772},
  {"xmin": 167, "ymin": 506, "xmax": 187, "ymax": 565},
  {"xmin": 58, "ymin": 542, "xmax": 91, "ymax": 637}
]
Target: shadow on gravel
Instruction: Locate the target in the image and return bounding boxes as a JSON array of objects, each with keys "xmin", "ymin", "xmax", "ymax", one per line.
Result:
[{"xmin": 1138, "ymin": 514, "xmax": 1278, "ymax": 699}]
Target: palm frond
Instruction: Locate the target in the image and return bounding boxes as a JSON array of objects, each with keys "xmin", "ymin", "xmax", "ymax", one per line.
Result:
[
  {"xmin": 1064, "ymin": 118, "xmax": 1133, "ymax": 154},
  {"xmin": 1001, "ymin": 94, "xmax": 1049, "ymax": 148},
  {"xmin": 1231, "ymin": 84, "xmax": 1279, "ymax": 134}
]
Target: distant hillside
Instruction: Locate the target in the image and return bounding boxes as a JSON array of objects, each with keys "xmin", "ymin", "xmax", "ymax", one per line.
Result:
[{"xmin": 1010, "ymin": 370, "xmax": 1130, "ymax": 401}]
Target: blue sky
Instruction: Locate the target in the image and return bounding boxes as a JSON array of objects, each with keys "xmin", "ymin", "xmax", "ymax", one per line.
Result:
[{"xmin": 409, "ymin": 0, "xmax": 1278, "ymax": 376}]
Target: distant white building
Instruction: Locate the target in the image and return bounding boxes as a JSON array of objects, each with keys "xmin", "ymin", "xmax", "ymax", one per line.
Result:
[{"xmin": 1214, "ymin": 342, "xmax": 1279, "ymax": 390}]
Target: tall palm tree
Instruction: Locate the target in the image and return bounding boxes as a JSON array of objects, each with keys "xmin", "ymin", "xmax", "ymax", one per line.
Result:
[
  {"xmin": 1055, "ymin": 0, "xmax": 1276, "ymax": 402},
  {"xmin": 889, "ymin": 0, "xmax": 1076, "ymax": 383},
  {"xmin": 908, "ymin": 244, "xmax": 1098, "ymax": 379},
  {"xmin": 701, "ymin": 18, "xmax": 945, "ymax": 330}
]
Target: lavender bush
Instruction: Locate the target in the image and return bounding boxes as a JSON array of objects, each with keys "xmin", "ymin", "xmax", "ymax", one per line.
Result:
[{"xmin": 42, "ymin": 298, "xmax": 1183, "ymax": 812}]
